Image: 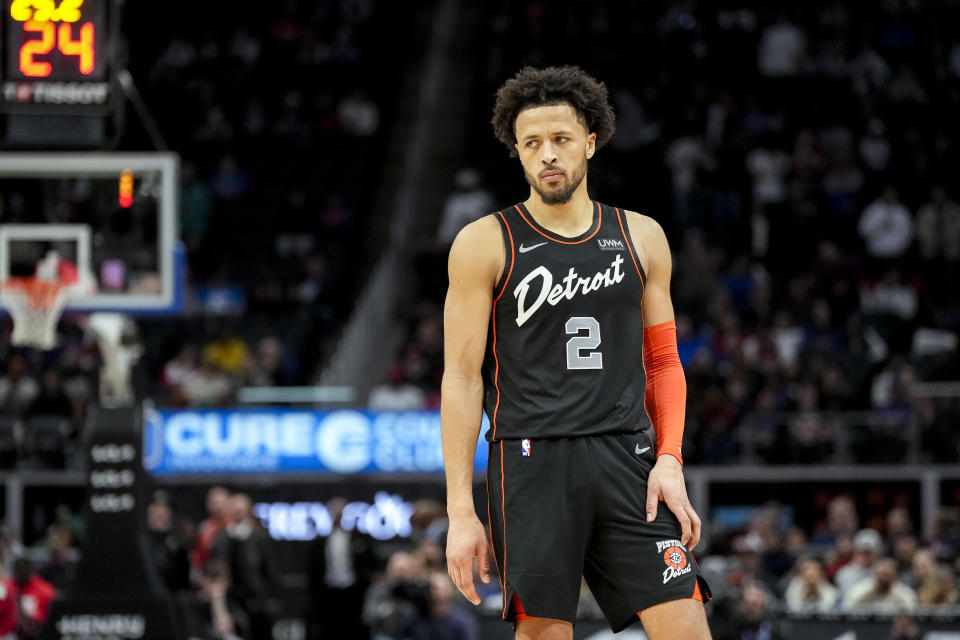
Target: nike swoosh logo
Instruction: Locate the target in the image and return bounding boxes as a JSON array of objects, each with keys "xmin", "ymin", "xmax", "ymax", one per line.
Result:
[
  {"xmin": 518, "ymin": 242, "xmax": 548, "ymax": 253},
  {"xmin": 636, "ymin": 445, "xmax": 650, "ymax": 455}
]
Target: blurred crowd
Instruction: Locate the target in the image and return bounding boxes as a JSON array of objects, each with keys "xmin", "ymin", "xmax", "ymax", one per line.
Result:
[
  {"xmin": 701, "ymin": 494, "xmax": 960, "ymax": 638},
  {"xmin": 143, "ymin": 487, "xmax": 475, "ymax": 640},
  {"xmin": 1, "ymin": 1, "xmax": 960, "ymax": 636},
  {"xmin": 0, "ymin": 0, "xmax": 425, "ymax": 423},
  {"xmin": 0, "ymin": 483, "xmax": 956, "ymax": 638},
  {"xmin": 393, "ymin": 1, "xmax": 960, "ymax": 464},
  {"xmin": 138, "ymin": 486, "xmax": 960, "ymax": 639}
]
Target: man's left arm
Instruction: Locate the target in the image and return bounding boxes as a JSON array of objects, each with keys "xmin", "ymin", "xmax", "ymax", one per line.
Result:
[{"xmin": 628, "ymin": 212, "xmax": 701, "ymax": 551}]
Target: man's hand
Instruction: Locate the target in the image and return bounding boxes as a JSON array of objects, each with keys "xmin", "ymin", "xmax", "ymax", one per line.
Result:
[
  {"xmin": 646, "ymin": 455, "xmax": 701, "ymax": 550},
  {"xmin": 446, "ymin": 513, "xmax": 491, "ymax": 605}
]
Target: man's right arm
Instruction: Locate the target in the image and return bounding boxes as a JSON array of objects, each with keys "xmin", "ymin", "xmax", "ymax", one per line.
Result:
[{"xmin": 441, "ymin": 215, "xmax": 502, "ymax": 605}]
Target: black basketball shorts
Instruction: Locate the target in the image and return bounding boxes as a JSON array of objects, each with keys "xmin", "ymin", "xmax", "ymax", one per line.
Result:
[{"xmin": 485, "ymin": 428, "xmax": 711, "ymax": 632}]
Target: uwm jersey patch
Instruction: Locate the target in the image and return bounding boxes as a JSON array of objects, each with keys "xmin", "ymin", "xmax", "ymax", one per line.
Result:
[{"xmin": 482, "ymin": 202, "xmax": 651, "ymax": 441}]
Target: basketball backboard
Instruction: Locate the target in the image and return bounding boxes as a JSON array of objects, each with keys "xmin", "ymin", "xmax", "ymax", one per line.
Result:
[{"xmin": 0, "ymin": 152, "xmax": 182, "ymax": 314}]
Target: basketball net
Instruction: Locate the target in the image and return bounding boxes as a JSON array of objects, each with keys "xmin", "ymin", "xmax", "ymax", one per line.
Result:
[{"xmin": 0, "ymin": 251, "xmax": 92, "ymax": 350}]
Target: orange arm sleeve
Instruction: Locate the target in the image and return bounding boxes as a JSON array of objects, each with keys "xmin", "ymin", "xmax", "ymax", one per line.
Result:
[{"xmin": 642, "ymin": 321, "xmax": 686, "ymax": 465}]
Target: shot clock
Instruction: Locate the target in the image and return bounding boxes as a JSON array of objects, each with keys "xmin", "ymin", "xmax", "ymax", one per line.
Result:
[{"xmin": 1, "ymin": 0, "xmax": 113, "ymax": 113}]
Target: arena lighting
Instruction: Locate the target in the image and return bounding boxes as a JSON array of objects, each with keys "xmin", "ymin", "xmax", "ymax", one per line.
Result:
[
  {"xmin": 236, "ymin": 385, "xmax": 355, "ymax": 404},
  {"xmin": 118, "ymin": 168, "xmax": 133, "ymax": 207},
  {"xmin": 252, "ymin": 492, "xmax": 414, "ymax": 541}
]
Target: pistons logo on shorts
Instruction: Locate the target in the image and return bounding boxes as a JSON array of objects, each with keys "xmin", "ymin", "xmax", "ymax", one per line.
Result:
[{"xmin": 657, "ymin": 541, "xmax": 692, "ymax": 584}]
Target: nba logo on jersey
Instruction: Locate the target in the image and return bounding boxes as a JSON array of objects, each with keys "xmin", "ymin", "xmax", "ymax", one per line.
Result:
[{"xmin": 521, "ymin": 438, "xmax": 531, "ymax": 456}]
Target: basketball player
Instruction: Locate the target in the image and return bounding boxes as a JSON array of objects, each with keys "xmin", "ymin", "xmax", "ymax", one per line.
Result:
[{"xmin": 441, "ymin": 66, "xmax": 712, "ymax": 639}]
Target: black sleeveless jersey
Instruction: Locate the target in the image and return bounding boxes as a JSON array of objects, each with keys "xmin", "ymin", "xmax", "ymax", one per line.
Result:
[{"xmin": 481, "ymin": 201, "xmax": 650, "ymax": 441}]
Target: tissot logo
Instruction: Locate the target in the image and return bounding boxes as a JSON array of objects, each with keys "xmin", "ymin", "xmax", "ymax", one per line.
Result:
[{"xmin": 597, "ymin": 238, "xmax": 624, "ymax": 251}]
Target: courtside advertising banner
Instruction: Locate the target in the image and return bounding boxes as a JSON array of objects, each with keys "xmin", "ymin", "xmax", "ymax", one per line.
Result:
[{"xmin": 143, "ymin": 409, "xmax": 489, "ymax": 475}]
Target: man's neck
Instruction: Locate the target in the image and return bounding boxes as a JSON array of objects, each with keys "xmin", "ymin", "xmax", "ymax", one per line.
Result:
[{"xmin": 524, "ymin": 184, "xmax": 594, "ymax": 237}]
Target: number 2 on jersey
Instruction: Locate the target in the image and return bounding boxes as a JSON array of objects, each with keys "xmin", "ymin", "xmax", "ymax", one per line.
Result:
[{"xmin": 565, "ymin": 316, "xmax": 602, "ymax": 369}]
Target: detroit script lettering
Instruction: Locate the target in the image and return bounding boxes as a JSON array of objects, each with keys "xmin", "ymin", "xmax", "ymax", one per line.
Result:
[{"xmin": 513, "ymin": 254, "xmax": 625, "ymax": 326}]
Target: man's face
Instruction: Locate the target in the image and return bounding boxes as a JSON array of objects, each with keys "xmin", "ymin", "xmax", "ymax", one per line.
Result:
[
  {"xmin": 874, "ymin": 559, "xmax": 897, "ymax": 587},
  {"xmin": 207, "ymin": 488, "xmax": 228, "ymax": 519},
  {"xmin": 514, "ymin": 104, "xmax": 596, "ymax": 205}
]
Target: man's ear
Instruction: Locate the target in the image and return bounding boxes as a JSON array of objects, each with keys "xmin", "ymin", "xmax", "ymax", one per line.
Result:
[{"xmin": 586, "ymin": 132, "xmax": 597, "ymax": 159}]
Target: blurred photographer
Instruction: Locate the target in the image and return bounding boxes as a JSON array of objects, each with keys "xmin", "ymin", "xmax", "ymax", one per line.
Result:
[
  {"xmin": 408, "ymin": 571, "xmax": 478, "ymax": 640},
  {"xmin": 363, "ymin": 551, "xmax": 428, "ymax": 640},
  {"xmin": 210, "ymin": 493, "xmax": 282, "ymax": 639},
  {"xmin": 180, "ymin": 559, "xmax": 250, "ymax": 640},
  {"xmin": 308, "ymin": 497, "xmax": 377, "ymax": 640}
]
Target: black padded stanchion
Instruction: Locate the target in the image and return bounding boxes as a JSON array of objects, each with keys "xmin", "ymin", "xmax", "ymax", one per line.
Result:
[{"xmin": 41, "ymin": 405, "xmax": 184, "ymax": 640}]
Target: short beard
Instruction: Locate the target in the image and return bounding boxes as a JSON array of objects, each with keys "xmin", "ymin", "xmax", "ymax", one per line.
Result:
[{"xmin": 525, "ymin": 156, "xmax": 587, "ymax": 205}]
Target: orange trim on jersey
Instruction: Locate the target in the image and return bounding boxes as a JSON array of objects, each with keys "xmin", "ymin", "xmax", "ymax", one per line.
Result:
[
  {"xmin": 499, "ymin": 441, "xmax": 508, "ymax": 618},
  {"xmin": 491, "ymin": 211, "xmax": 515, "ymax": 441},
  {"xmin": 513, "ymin": 201, "xmax": 602, "ymax": 244},
  {"xmin": 510, "ymin": 593, "xmax": 533, "ymax": 622},
  {"xmin": 485, "ymin": 453, "xmax": 504, "ymax": 597},
  {"xmin": 635, "ymin": 579, "xmax": 705, "ymax": 619},
  {"xmin": 615, "ymin": 207, "xmax": 645, "ymax": 288}
]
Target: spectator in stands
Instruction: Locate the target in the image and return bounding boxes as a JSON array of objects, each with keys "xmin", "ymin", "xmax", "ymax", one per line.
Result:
[
  {"xmin": 714, "ymin": 581, "xmax": 785, "ymax": 640},
  {"xmin": 0, "ymin": 354, "xmax": 39, "ymax": 415},
  {"xmin": 368, "ymin": 364, "xmax": 426, "ymax": 411},
  {"xmin": 407, "ymin": 571, "xmax": 478, "ymax": 640},
  {"xmin": 891, "ymin": 534, "xmax": 919, "ymax": 579},
  {"xmin": 813, "ymin": 495, "xmax": 859, "ymax": 547},
  {"xmin": 12, "ymin": 556, "xmax": 56, "ymax": 640},
  {"xmin": 37, "ymin": 520, "xmax": 78, "ymax": 589},
  {"xmin": 436, "ymin": 169, "xmax": 496, "ymax": 246},
  {"xmin": 409, "ymin": 499, "xmax": 448, "ymax": 546},
  {"xmin": 887, "ymin": 507, "xmax": 914, "ymax": 541},
  {"xmin": 162, "ymin": 344, "xmax": 198, "ymax": 404},
  {"xmin": 211, "ymin": 493, "xmax": 281, "ymax": 640},
  {"xmin": 758, "ymin": 14, "xmax": 807, "ymax": 77},
  {"xmin": 858, "ymin": 188, "xmax": 914, "ymax": 262},
  {"xmin": 916, "ymin": 186, "xmax": 960, "ymax": 261},
  {"xmin": 746, "ymin": 143, "xmax": 792, "ymax": 208},
  {"xmin": 905, "ymin": 548, "xmax": 937, "ymax": 591},
  {"xmin": 202, "ymin": 327, "xmax": 250, "ymax": 377},
  {"xmin": 179, "ymin": 162, "xmax": 213, "ymax": 252},
  {"xmin": 0, "ymin": 562, "xmax": 15, "ymax": 638},
  {"xmin": 859, "ymin": 118, "xmax": 891, "ymax": 175},
  {"xmin": 363, "ymin": 550, "xmax": 427, "ymax": 640},
  {"xmin": 917, "ymin": 564, "xmax": 959, "ymax": 606},
  {"xmin": 308, "ymin": 497, "xmax": 377, "ymax": 640},
  {"xmin": 196, "ymin": 106, "xmax": 234, "ymax": 141},
  {"xmin": 0, "ymin": 524, "xmax": 23, "ymax": 576},
  {"xmin": 192, "ymin": 487, "xmax": 230, "ymax": 572},
  {"xmin": 147, "ymin": 498, "xmax": 190, "ymax": 593},
  {"xmin": 181, "ymin": 360, "xmax": 233, "ymax": 407},
  {"xmin": 337, "ymin": 91, "xmax": 380, "ymax": 138},
  {"xmin": 929, "ymin": 507, "xmax": 960, "ymax": 564},
  {"xmin": 835, "ymin": 528, "xmax": 884, "ymax": 592},
  {"xmin": 841, "ymin": 557, "xmax": 917, "ymax": 612},
  {"xmin": 665, "ymin": 132, "xmax": 715, "ymax": 226},
  {"xmin": 784, "ymin": 556, "xmax": 838, "ymax": 612},
  {"xmin": 860, "ymin": 270, "xmax": 918, "ymax": 321},
  {"xmin": 24, "ymin": 369, "xmax": 73, "ymax": 419},
  {"xmin": 245, "ymin": 336, "xmax": 296, "ymax": 388},
  {"xmin": 890, "ymin": 613, "xmax": 922, "ymax": 640},
  {"xmin": 181, "ymin": 559, "xmax": 251, "ymax": 640},
  {"xmin": 209, "ymin": 156, "xmax": 251, "ymax": 202}
]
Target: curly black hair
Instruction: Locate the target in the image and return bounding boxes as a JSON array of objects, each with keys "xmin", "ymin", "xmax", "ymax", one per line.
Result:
[{"xmin": 491, "ymin": 65, "xmax": 616, "ymax": 157}]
